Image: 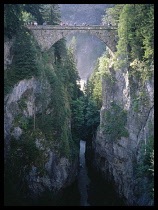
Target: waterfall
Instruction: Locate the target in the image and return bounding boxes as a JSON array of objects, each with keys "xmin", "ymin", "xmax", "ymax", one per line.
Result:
[{"xmin": 78, "ymin": 140, "xmax": 91, "ymax": 206}]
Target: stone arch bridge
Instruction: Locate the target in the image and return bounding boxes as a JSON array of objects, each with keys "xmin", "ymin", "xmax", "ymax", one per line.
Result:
[{"xmin": 27, "ymin": 25, "xmax": 118, "ymax": 53}]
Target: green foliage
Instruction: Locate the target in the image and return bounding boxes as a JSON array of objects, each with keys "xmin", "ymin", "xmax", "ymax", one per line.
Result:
[
  {"xmin": 81, "ymin": 50, "xmax": 114, "ymax": 141},
  {"xmin": 4, "ymin": 4, "xmax": 62, "ymax": 39},
  {"xmin": 14, "ymin": 114, "xmax": 23, "ymax": 123},
  {"xmin": 23, "ymin": 4, "xmax": 43, "ymax": 24},
  {"xmin": 89, "ymin": 61, "xmax": 103, "ymax": 108},
  {"xmin": 4, "ymin": 6, "xmax": 84, "ymax": 203},
  {"xmin": 64, "ymin": 46, "xmax": 81, "ymax": 100},
  {"xmin": 17, "ymin": 98, "xmax": 27, "ymax": 110},
  {"xmin": 43, "ymin": 105, "xmax": 66, "ymax": 145},
  {"xmin": 85, "ymin": 99, "xmax": 100, "ymax": 132},
  {"xmin": 6, "ymin": 136, "xmax": 39, "ymax": 181},
  {"xmin": 4, "ymin": 129, "xmax": 49, "ymax": 204},
  {"xmin": 13, "ymin": 27, "xmax": 39, "ymax": 80},
  {"xmin": 53, "ymin": 38, "xmax": 67, "ymax": 63},
  {"xmin": 134, "ymin": 135, "xmax": 154, "ymax": 205},
  {"xmin": 11, "ymin": 135, "xmax": 40, "ymax": 166},
  {"xmin": 23, "ymin": 4, "xmax": 61, "ymax": 25},
  {"xmin": 129, "ymin": 59, "xmax": 153, "ymax": 85},
  {"xmin": 102, "ymin": 4, "xmax": 124, "ymax": 26},
  {"xmin": 40, "ymin": 4, "xmax": 61, "ymax": 25},
  {"xmin": 71, "ymin": 97, "xmax": 85, "ymax": 139},
  {"xmin": 81, "ymin": 95, "xmax": 100, "ymax": 141},
  {"xmin": 85, "ymin": 51, "xmax": 110, "ymax": 109},
  {"xmin": 12, "ymin": 114, "xmax": 34, "ymax": 131},
  {"xmin": 4, "ymin": 27, "xmax": 40, "ymax": 96},
  {"xmin": 34, "ymin": 38, "xmax": 82, "ymax": 158},
  {"xmin": 21, "ymin": 119, "xmax": 29, "ymax": 130},
  {"xmin": 68, "ymin": 36, "xmax": 77, "ymax": 54},
  {"xmin": 131, "ymin": 98, "xmax": 139, "ymax": 113},
  {"xmin": 131, "ymin": 87, "xmax": 151, "ymax": 113},
  {"xmin": 4, "ymin": 67, "xmax": 16, "ymax": 96},
  {"xmin": 103, "ymin": 102, "xmax": 129, "ymax": 141},
  {"xmin": 115, "ymin": 4, "xmax": 154, "ymax": 69},
  {"xmin": 4, "ymin": 4, "xmax": 23, "ymax": 38},
  {"xmin": 21, "ymin": 11, "xmax": 35, "ymax": 23}
]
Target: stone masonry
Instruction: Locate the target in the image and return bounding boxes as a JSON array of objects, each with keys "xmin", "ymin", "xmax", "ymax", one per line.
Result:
[{"xmin": 27, "ymin": 25, "xmax": 117, "ymax": 54}]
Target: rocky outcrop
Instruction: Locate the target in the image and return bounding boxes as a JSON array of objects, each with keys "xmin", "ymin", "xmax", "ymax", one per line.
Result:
[
  {"xmin": 91, "ymin": 63, "xmax": 154, "ymax": 206},
  {"xmin": 4, "ymin": 76, "xmax": 79, "ymax": 201},
  {"xmin": 4, "ymin": 37, "xmax": 15, "ymax": 70}
]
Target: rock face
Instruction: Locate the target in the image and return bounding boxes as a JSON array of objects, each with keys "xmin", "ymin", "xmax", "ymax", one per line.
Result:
[
  {"xmin": 4, "ymin": 77, "xmax": 78, "ymax": 200},
  {"xmin": 91, "ymin": 63, "xmax": 154, "ymax": 206},
  {"xmin": 4, "ymin": 38, "xmax": 79, "ymax": 203},
  {"xmin": 4, "ymin": 37, "xmax": 15, "ymax": 70}
]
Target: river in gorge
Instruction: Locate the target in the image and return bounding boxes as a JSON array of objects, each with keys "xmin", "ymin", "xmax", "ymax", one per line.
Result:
[
  {"xmin": 58, "ymin": 140, "xmax": 125, "ymax": 206},
  {"xmin": 32, "ymin": 140, "xmax": 125, "ymax": 206},
  {"xmin": 78, "ymin": 140, "xmax": 91, "ymax": 206}
]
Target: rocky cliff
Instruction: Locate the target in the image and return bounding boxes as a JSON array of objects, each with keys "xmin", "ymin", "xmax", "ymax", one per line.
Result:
[
  {"xmin": 90, "ymin": 61, "xmax": 154, "ymax": 205},
  {"xmin": 4, "ymin": 36, "xmax": 79, "ymax": 204}
]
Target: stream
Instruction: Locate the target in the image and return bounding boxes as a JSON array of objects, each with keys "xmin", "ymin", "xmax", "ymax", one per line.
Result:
[{"xmin": 78, "ymin": 140, "xmax": 91, "ymax": 206}]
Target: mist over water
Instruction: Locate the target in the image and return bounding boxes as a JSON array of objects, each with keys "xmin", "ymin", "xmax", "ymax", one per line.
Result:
[{"xmin": 66, "ymin": 33, "xmax": 106, "ymax": 84}]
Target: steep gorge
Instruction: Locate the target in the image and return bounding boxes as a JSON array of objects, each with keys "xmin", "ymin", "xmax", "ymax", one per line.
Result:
[{"xmin": 4, "ymin": 4, "xmax": 154, "ymax": 206}]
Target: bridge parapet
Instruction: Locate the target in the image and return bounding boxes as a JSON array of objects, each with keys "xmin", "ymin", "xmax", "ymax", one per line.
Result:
[{"xmin": 27, "ymin": 25, "xmax": 117, "ymax": 30}]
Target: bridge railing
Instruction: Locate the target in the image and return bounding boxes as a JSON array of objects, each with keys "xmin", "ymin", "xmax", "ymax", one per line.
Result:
[{"xmin": 27, "ymin": 25, "xmax": 117, "ymax": 30}]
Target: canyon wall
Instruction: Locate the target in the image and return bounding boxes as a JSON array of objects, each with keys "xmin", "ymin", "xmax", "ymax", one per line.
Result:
[{"xmin": 91, "ymin": 62, "xmax": 154, "ymax": 206}]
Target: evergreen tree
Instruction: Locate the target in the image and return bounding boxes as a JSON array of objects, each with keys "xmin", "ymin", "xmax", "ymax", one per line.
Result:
[
  {"xmin": 23, "ymin": 4, "xmax": 43, "ymax": 24},
  {"xmin": 82, "ymin": 81, "xmax": 100, "ymax": 141},
  {"xmin": 116, "ymin": 4, "xmax": 154, "ymax": 67},
  {"xmin": 136, "ymin": 4, "xmax": 154, "ymax": 60},
  {"xmin": 13, "ymin": 27, "xmax": 39, "ymax": 80},
  {"xmin": 84, "ymin": 99, "xmax": 100, "ymax": 140},
  {"xmin": 53, "ymin": 38, "xmax": 67, "ymax": 63},
  {"xmin": 102, "ymin": 4, "xmax": 124, "ymax": 26},
  {"xmin": 4, "ymin": 4, "xmax": 23, "ymax": 38},
  {"xmin": 71, "ymin": 97, "xmax": 85, "ymax": 139},
  {"xmin": 65, "ymin": 44, "xmax": 80, "ymax": 100},
  {"xmin": 40, "ymin": 4, "xmax": 61, "ymax": 25}
]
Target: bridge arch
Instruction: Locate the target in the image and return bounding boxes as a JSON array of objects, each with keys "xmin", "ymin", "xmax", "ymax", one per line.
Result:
[{"xmin": 27, "ymin": 25, "xmax": 117, "ymax": 54}]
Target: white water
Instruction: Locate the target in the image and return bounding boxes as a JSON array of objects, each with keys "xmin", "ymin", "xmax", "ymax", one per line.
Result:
[{"xmin": 78, "ymin": 140, "xmax": 91, "ymax": 206}]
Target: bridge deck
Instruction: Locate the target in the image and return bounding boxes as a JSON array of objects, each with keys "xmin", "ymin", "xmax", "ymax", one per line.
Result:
[{"xmin": 27, "ymin": 25, "xmax": 117, "ymax": 30}]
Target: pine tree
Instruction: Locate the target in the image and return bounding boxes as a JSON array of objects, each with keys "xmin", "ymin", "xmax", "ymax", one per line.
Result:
[
  {"xmin": 102, "ymin": 4, "xmax": 124, "ymax": 26},
  {"xmin": 116, "ymin": 4, "xmax": 154, "ymax": 66},
  {"xmin": 23, "ymin": 4, "xmax": 43, "ymax": 24},
  {"xmin": 4, "ymin": 4, "xmax": 23, "ymax": 38},
  {"xmin": 13, "ymin": 28, "xmax": 38, "ymax": 80},
  {"xmin": 40, "ymin": 4, "xmax": 61, "ymax": 25}
]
